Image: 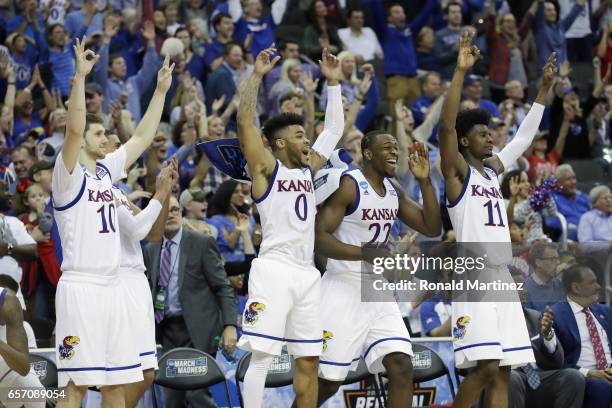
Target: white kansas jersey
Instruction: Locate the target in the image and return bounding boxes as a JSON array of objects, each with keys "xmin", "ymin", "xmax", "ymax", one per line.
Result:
[
  {"xmin": 255, "ymin": 160, "xmax": 316, "ymax": 264},
  {"xmin": 326, "ymin": 169, "xmax": 399, "ymax": 275},
  {"xmin": 51, "ymin": 148, "xmax": 127, "ymax": 276},
  {"xmin": 114, "ymin": 188, "xmax": 163, "ymax": 274},
  {"xmin": 447, "ymin": 164, "xmax": 511, "ymax": 243}
]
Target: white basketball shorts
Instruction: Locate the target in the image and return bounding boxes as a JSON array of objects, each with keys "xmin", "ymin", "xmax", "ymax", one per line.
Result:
[
  {"xmin": 118, "ymin": 271, "xmax": 158, "ymax": 371},
  {"xmin": 55, "ymin": 272, "xmax": 143, "ymax": 387},
  {"xmin": 318, "ymin": 272, "xmax": 413, "ymax": 381},
  {"xmin": 452, "ymin": 300, "xmax": 535, "ymax": 369},
  {"xmin": 237, "ymin": 256, "xmax": 322, "ymax": 357}
]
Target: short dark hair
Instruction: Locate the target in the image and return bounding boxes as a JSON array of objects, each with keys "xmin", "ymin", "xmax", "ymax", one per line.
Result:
[
  {"xmin": 109, "ymin": 53, "xmax": 124, "ymax": 66},
  {"xmin": 174, "ymin": 25, "xmax": 189, "ymax": 37},
  {"xmin": 213, "ymin": 12, "xmax": 232, "ymax": 29},
  {"xmin": 85, "ymin": 113, "xmax": 104, "ymax": 133},
  {"xmin": 0, "ymin": 274, "xmax": 19, "ymax": 293},
  {"xmin": 278, "ymin": 39, "xmax": 299, "ymax": 52},
  {"xmin": 528, "ymin": 243, "xmax": 558, "ymax": 267},
  {"xmin": 561, "ymin": 264, "xmax": 591, "ymax": 294},
  {"xmin": 347, "ymin": 7, "xmax": 364, "ymax": 19},
  {"xmin": 456, "ymin": 108, "xmax": 491, "ymax": 140},
  {"xmin": 222, "ymin": 42, "xmax": 243, "ymax": 57},
  {"xmin": 444, "ymin": 1, "xmax": 462, "ymax": 14},
  {"xmin": 279, "ymin": 91, "xmax": 299, "ymax": 107},
  {"xmin": 262, "ymin": 113, "xmax": 303, "ymax": 150},
  {"xmin": 361, "ymin": 130, "xmax": 390, "ymax": 154},
  {"xmin": 385, "ymin": 2, "xmax": 404, "ymax": 17},
  {"xmin": 45, "ymin": 23, "xmax": 63, "ymax": 42}
]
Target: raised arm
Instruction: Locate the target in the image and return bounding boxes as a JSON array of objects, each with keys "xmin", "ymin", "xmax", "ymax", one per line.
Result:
[
  {"xmin": 237, "ymin": 46, "xmax": 277, "ymax": 199},
  {"xmin": 489, "ymin": 53, "xmax": 556, "ymax": 173},
  {"xmin": 315, "ymin": 176, "xmax": 363, "ymax": 260},
  {"xmin": 122, "ymin": 55, "xmax": 174, "ymax": 169},
  {"xmin": 438, "ymin": 32, "xmax": 475, "ymax": 180},
  {"xmin": 396, "ymin": 142, "xmax": 441, "ymax": 237},
  {"xmin": 64, "ymin": 37, "xmax": 99, "ymax": 173},
  {"xmin": 310, "ymin": 48, "xmax": 344, "ymax": 171}
]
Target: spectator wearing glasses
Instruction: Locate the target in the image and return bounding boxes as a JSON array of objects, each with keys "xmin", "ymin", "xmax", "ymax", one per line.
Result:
[{"xmin": 524, "ymin": 244, "xmax": 567, "ymax": 313}]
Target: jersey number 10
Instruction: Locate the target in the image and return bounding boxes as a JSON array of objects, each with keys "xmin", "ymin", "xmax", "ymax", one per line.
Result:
[{"xmin": 97, "ymin": 203, "xmax": 116, "ymax": 233}]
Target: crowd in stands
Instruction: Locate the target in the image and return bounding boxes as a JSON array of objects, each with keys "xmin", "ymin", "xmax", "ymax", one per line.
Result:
[{"xmin": 0, "ymin": 0, "xmax": 609, "ymax": 403}]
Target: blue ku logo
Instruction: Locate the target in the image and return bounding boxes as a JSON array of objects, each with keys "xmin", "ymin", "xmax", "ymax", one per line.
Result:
[
  {"xmin": 58, "ymin": 336, "xmax": 80, "ymax": 360},
  {"xmin": 453, "ymin": 316, "xmax": 471, "ymax": 341},
  {"xmin": 322, "ymin": 330, "xmax": 333, "ymax": 351},
  {"xmin": 244, "ymin": 302, "xmax": 266, "ymax": 326}
]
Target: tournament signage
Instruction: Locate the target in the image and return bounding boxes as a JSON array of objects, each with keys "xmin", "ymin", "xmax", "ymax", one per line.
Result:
[
  {"xmin": 166, "ymin": 357, "xmax": 208, "ymax": 377},
  {"xmin": 268, "ymin": 354, "xmax": 292, "ymax": 374},
  {"xmin": 30, "ymin": 361, "xmax": 47, "ymax": 380}
]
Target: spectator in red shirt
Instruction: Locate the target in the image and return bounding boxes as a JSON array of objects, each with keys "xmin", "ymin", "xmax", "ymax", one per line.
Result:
[
  {"xmin": 595, "ymin": 21, "xmax": 612, "ymax": 84},
  {"xmin": 525, "ymin": 122, "xmax": 567, "ymax": 180}
]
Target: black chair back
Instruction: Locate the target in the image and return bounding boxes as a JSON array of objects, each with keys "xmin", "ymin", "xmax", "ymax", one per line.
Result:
[
  {"xmin": 29, "ymin": 353, "xmax": 58, "ymax": 388},
  {"xmin": 155, "ymin": 347, "xmax": 232, "ymax": 406},
  {"xmin": 235, "ymin": 348, "xmax": 295, "ymax": 388},
  {"xmin": 26, "ymin": 318, "xmax": 54, "ymax": 348}
]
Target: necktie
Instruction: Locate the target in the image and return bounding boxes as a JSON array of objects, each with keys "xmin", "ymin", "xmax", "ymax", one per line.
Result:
[
  {"xmin": 520, "ymin": 363, "xmax": 541, "ymax": 390},
  {"xmin": 583, "ymin": 307, "xmax": 609, "ymax": 370},
  {"xmin": 154, "ymin": 240, "xmax": 175, "ymax": 324}
]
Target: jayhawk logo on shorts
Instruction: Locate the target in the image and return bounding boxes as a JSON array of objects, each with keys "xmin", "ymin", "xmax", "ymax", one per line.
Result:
[
  {"xmin": 453, "ymin": 316, "xmax": 471, "ymax": 341},
  {"xmin": 244, "ymin": 302, "xmax": 266, "ymax": 326},
  {"xmin": 58, "ymin": 336, "xmax": 80, "ymax": 360},
  {"xmin": 322, "ymin": 331, "xmax": 333, "ymax": 351}
]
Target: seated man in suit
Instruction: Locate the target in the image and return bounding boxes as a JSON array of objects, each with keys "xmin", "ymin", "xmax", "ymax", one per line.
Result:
[
  {"xmin": 552, "ymin": 264, "xmax": 612, "ymax": 408},
  {"xmin": 509, "ymin": 275, "xmax": 585, "ymax": 408},
  {"xmin": 143, "ymin": 196, "xmax": 237, "ymax": 408}
]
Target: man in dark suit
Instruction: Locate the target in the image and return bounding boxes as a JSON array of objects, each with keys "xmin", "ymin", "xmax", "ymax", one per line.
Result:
[
  {"xmin": 552, "ymin": 264, "xmax": 612, "ymax": 408},
  {"xmin": 509, "ymin": 274, "xmax": 585, "ymax": 408},
  {"xmin": 143, "ymin": 196, "xmax": 237, "ymax": 408}
]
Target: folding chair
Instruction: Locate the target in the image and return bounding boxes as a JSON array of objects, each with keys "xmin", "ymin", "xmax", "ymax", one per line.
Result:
[
  {"xmin": 343, "ymin": 357, "xmax": 385, "ymax": 407},
  {"xmin": 235, "ymin": 347, "xmax": 295, "ymax": 408},
  {"xmin": 26, "ymin": 318, "xmax": 54, "ymax": 348},
  {"xmin": 28, "ymin": 353, "xmax": 58, "ymax": 388},
  {"xmin": 155, "ymin": 347, "xmax": 231, "ymax": 407}
]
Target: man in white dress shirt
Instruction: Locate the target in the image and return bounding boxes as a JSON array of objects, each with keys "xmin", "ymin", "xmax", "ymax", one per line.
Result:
[{"xmin": 338, "ymin": 7, "xmax": 383, "ymax": 65}]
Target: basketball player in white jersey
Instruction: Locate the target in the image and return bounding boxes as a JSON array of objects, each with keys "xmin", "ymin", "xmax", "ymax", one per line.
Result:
[
  {"xmin": 312, "ymin": 134, "xmax": 441, "ymax": 406},
  {"xmin": 106, "ymin": 140, "xmax": 176, "ymax": 407},
  {"xmin": 52, "ymin": 38, "xmax": 174, "ymax": 407},
  {"xmin": 0, "ymin": 275, "xmax": 44, "ymax": 408},
  {"xmin": 438, "ymin": 32, "xmax": 557, "ymax": 408},
  {"xmin": 236, "ymin": 45, "xmax": 344, "ymax": 407}
]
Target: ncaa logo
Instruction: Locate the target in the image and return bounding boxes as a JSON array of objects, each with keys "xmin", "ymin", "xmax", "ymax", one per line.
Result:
[
  {"xmin": 359, "ymin": 181, "xmax": 369, "ymax": 190},
  {"xmin": 166, "ymin": 357, "xmax": 208, "ymax": 377}
]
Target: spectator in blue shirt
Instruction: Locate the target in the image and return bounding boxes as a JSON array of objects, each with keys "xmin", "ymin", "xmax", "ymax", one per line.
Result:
[
  {"xmin": 7, "ymin": 0, "xmax": 44, "ymax": 59},
  {"xmin": 524, "ymin": 244, "xmax": 567, "ymax": 312},
  {"xmin": 93, "ymin": 20, "xmax": 160, "ymax": 122},
  {"xmin": 365, "ymin": 0, "xmax": 436, "ymax": 113},
  {"xmin": 420, "ymin": 292, "xmax": 452, "ymax": 337},
  {"xmin": 545, "ymin": 164, "xmax": 591, "ymax": 241},
  {"xmin": 205, "ymin": 43, "xmax": 242, "ymax": 116},
  {"xmin": 577, "ymin": 186, "xmax": 612, "ymax": 243},
  {"xmin": 6, "ymin": 33, "xmax": 35, "ymax": 91},
  {"xmin": 175, "ymin": 27, "xmax": 207, "ymax": 86},
  {"xmin": 411, "ymin": 72, "xmax": 443, "ymax": 126},
  {"xmin": 64, "ymin": 0, "xmax": 104, "ymax": 39},
  {"xmin": 228, "ymin": 0, "xmax": 288, "ymax": 59},
  {"xmin": 204, "ymin": 12, "xmax": 235, "ymax": 71},
  {"xmin": 462, "ymin": 74, "xmax": 501, "ymax": 118},
  {"xmin": 525, "ymin": 0, "xmax": 584, "ymax": 74},
  {"xmin": 38, "ymin": 24, "xmax": 75, "ymax": 98}
]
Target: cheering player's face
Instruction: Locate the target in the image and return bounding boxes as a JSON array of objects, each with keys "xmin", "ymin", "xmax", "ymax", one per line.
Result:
[
  {"xmin": 365, "ymin": 134, "xmax": 399, "ymax": 177},
  {"xmin": 464, "ymin": 124, "xmax": 493, "ymax": 160},
  {"xmin": 281, "ymin": 125, "xmax": 311, "ymax": 167},
  {"xmin": 83, "ymin": 124, "xmax": 108, "ymax": 160}
]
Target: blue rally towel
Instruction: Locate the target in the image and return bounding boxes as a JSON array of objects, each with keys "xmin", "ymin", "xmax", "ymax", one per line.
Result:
[{"xmin": 197, "ymin": 139, "xmax": 353, "ymax": 204}]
